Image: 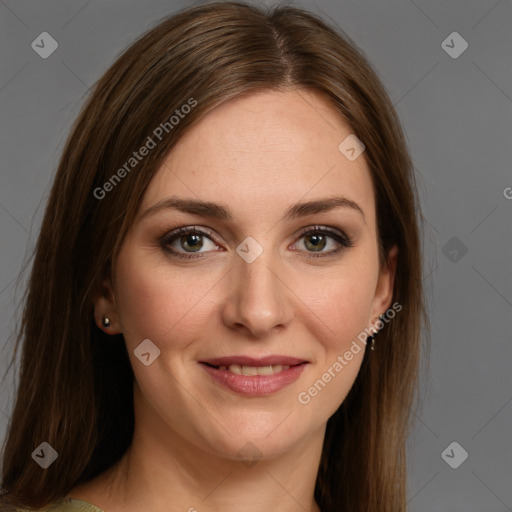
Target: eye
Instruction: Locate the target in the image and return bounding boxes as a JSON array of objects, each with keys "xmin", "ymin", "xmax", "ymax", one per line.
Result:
[
  {"xmin": 291, "ymin": 225, "xmax": 354, "ymax": 258},
  {"xmin": 160, "ymin": 225, "xmax": 354, "ymax": 260},
  {"xmin": 160, "ymin": 226, "xmax": 221, "ymax": 260}
]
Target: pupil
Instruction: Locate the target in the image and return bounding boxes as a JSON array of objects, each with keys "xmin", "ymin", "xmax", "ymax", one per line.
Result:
[
  {"xmin": 183, "ymin": 234, "xmax": 202, "ymax": 252},
  {"xmin": 306, "ymin": 234, "xmax": 325, "ymax": 251}
]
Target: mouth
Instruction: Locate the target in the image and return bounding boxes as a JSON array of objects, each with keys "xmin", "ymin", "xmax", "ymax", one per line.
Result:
[
  {"xmin": 200, "ymin": 362, "xmax": 306, "ymax": 375},
  {"xmin": 198, "ymin": 355, "xmax": 309, "ymax": 396},
  {"xmin": 199, "ymin": 355, "xmax": 308, "ymax": 375}
]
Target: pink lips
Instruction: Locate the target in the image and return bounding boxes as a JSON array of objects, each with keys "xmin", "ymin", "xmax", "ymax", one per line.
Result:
[
  {"xmin": 201, "ymin": 355, "xmax": 307, "ymax": 367},
  {"xmin": 199, "ymin": 355, "xmax": 309, "ymax": 397}
]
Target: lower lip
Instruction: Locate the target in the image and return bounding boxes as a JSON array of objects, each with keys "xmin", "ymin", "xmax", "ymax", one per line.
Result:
[{"xmin": 199, "ymin": 363, "xmax": 308, "ymax": 396}]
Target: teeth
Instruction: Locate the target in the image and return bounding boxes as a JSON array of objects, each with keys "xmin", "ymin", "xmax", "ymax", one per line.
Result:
[{"xmin": 217, "ymin": 364, "xmax": 290, "ymax": 375}]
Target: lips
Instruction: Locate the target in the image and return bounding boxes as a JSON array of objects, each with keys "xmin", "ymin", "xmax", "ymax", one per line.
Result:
[
  {"xmin": 198, "ymin": 355, "xmax": 310, "ymax": 395},
  {"xmin": 200, "ymin": 355, "xmax": 308, "ymax": 367},
  {"xmin": 199, "ymin": 359, "xmax": 308, "ymax": 396}
]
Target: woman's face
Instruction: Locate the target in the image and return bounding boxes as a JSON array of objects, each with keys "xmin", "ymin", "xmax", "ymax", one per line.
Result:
[{"xmin": 98, "ymin": 89, "xmax": 397, "ymax": 461}]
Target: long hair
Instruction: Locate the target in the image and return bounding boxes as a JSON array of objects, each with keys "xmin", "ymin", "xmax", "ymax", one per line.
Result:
[{"xmin": 0, "ymin": 2, "xmax": 428, "ymax": 510}]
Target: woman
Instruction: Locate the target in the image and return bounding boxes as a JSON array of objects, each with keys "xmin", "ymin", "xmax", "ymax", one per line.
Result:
[{"xmin": 0, "ymin": 1, "xmax": 428, "ymax": 511}]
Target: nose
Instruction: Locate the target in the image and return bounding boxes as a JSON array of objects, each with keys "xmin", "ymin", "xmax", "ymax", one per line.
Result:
[{"xmin": 220, "ymin": 250, "xmax": 294, "ymax": 339}]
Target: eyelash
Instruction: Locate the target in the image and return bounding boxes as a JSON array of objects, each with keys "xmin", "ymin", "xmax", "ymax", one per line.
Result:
[{"xmin": 160, "ymin": 225, "xmax": 354, "ymax": 260}]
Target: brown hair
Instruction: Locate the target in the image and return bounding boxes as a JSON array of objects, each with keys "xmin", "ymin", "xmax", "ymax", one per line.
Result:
[{"xmin": 0, "ymin": 2, "xmax": 428, "ymax": 511}]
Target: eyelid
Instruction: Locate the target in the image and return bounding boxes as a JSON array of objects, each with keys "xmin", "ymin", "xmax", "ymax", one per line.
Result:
[
  {"xmin": 294, "ymin": 225, "xmax": 351, "ymax": 242},
  {"xmin": 161, "ymin": 225, "xmax": 219, "ymax": 243}
]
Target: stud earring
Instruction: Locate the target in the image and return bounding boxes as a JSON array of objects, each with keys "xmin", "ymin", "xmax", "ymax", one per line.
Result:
[{"xmin": 102, "ymin": 316, "xmax": 111, "ymax": 328}]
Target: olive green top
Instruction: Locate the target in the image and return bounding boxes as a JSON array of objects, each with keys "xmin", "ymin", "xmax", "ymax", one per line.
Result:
[{"xmin": 11, "ymin": 497, "xmax": 103, "ymax": 512}]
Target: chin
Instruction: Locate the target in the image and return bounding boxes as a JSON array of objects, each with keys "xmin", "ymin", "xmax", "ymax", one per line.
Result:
[{"xmin": 196, "ymin": 420, "xmax": 306, "ymax": 461}]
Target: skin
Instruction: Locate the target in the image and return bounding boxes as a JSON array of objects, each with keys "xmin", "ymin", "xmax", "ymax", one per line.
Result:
[{"xmin": 69, "ymin": 89, "xmax": 398, "ymax": 512}]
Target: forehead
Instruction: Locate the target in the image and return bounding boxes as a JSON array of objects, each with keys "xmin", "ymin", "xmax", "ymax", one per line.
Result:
[{"xmin": 142, "ymin": 89, "xmax": 375, "ymax": 226}]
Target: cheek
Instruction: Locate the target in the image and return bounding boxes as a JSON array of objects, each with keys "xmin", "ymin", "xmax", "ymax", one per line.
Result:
[
  {"xmin": 295, "ymin": 271, "xmax": 374, "ymax": 414},
  {"xmin": 303, "ymin": 259, "xmax": 378, "ymax": 352},
  {"xmin": 114, "ymin": 250, "xmax": 218, "ymax": 353}
]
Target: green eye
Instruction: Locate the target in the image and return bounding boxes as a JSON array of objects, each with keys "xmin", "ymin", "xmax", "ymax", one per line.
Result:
[{"xmin": 294, "ymin": 226, "xmax": 354, "ymax": 258}]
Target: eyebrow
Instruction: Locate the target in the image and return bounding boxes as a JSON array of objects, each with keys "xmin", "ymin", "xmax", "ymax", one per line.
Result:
[{"xmin": 139, "ymin": 195, "xmax": 366, "ymax": 224}]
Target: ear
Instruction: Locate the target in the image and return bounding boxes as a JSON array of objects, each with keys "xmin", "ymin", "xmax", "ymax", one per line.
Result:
[
  {"xmin": 92, "ymin": 277, "xmax": 122, "ymax": 334},
  {"xmin": 369, "ymin": 244, "xmax": 399, "ymax": 329}
]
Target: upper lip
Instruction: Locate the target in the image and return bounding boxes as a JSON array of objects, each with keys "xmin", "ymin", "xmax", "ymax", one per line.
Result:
[{"xmin": 200, "ymin": 355, "xmax": 308, "ymax": 367}]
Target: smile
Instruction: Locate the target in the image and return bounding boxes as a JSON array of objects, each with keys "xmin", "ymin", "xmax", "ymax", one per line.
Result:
[
  {"xmin": 199, "ymin": 361, "xmax": 308, "ymax": 396},
  {"xmin": 212, "ymin": 364, "xmax": 290, "ymax": 375}
]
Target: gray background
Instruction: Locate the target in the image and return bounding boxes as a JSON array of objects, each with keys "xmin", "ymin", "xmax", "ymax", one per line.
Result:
[{"xmin": 1, "ymin": 0, "xmax": 511, "ymax": 510}]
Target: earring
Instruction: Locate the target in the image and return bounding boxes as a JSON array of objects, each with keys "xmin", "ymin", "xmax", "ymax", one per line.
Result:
[
  {"xmin": 367, "ymin": 334, "xmax": 376, "ymax": 351},
  {"xmin": 102, "ymin": 316, "xmax": 111, "ymax": 328}
]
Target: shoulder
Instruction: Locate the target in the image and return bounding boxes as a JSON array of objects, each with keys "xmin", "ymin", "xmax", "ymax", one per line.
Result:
[{"xmin": 3, "ymin": 497, "xmax": 104, "ymax": 512}]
